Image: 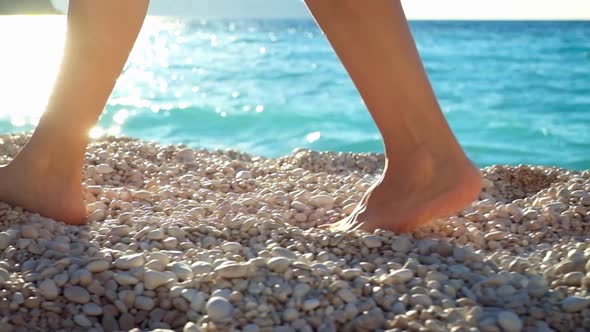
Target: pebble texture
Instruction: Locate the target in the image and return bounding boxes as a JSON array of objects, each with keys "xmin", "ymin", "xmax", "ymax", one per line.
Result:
[{"xmin": 0, "ymin": 134, "xmax": 589, "ymax": 331}]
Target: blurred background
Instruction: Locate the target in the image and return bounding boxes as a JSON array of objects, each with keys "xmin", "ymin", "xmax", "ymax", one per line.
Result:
[{"xmin": 0, "ymin": 0, "xmax": 589, "ymax": 169}]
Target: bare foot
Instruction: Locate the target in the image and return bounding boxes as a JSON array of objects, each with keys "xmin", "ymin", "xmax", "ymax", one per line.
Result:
[
  {"xmin": 329, "ymin": 148, "xmax": 482, "ymax": 233},
  {"xmin": 0, "ymin": 160, "xmax": 87, "ymax": 225}
]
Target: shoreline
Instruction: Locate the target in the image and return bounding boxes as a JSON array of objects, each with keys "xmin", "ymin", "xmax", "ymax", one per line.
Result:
[{"xmin": 0, "ymin": 133, "xmax": 589, "ymax": 331}]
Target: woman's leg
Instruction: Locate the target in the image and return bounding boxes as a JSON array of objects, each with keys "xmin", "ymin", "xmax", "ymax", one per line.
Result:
[
  {"xmin": 0, "ymin": 0, "xmax": 149, "ymax": 224},
  {"xmin": 304, "ymin": 0, "xmax": 482, "ymax": 232}
]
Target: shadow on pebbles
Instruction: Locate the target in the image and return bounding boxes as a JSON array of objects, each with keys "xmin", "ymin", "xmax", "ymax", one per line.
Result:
[{"xmin": 0, "ymin": 133, "xmax": 589, "ymax": 332}]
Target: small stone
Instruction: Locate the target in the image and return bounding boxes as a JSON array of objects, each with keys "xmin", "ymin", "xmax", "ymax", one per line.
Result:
[
  {"xmin": 561, "ymin": 296, "xmax": 590, "ymax": 312},
  {"xmin": 215, "ymin": 263, "xmax": 248, "ymax": 278},
  {"xmin": 352, "ymin": 308, "xmax": 385, "ymax": 330},
  {"xmin": 337, "ymin": 288, "xmax": 357, "ymax": 303},
  {"xmin": 176, "ymin": 148, "xmax": 195, "ymax": 162},
  {"xmin": 147, "ymin": 229, "xmax": 166, "ymax": 240},
  {"xmin": 162, "ymin": 237, "xmax": 178, "ymax": 249},
  {"xmin": 183, "ymin": 322, "xmax": 200, "ymax": 332},
  {"xmin": 206, "ymin": 297, "xmax": 233, "ymax": 321},
  {"xmin": 0, "ymin": 232, "xmax": 12, "ymax": 250},
  {"xmin": 563, "ymin": 271, "xmax": 584, "ymax": 286},
  {"xmin": 38, "ymin": 279, "xmax": 59, "ymax": 300},
  {"xmin": 96, "ymin": 164, "xmax": 114, "ymax": 174},
  {"xmin": 221, "ymin": 241, "xmax": 242, "ymax": 253},
  {"xmin": 291, "ymin": 212, "xmax": 306, "ymax": 223},
  {"xmin": 361, "ymin": 235, "xmax": 382, "ymax": 248},
  {"xmin": 293, "ymin": 283, "xmax": 311, "ymax": 298},
  {"xmin": 271, "ymin": 247, "xmax": 298, "ymax": 260},
  {"xmin": 114, "ymin": 272, "xmax": 139, "ymax": 286},
  {"xmin": 235, "ymin": 170, "xmax": 252, "ymax": 180},
  {"xmin": 82, "ymin": 303, "xmax": 103, "ymax": 316},
  {"xmin": 0, "ymin": 268, "xmax": 9, "ymax": 284},
  {"xmin": 135, "ymin": 296, "xmax": 155, "ymax": 311},
  {"xmin": 181, "ymin": 289, "xmax": 205, "ymax": 311},
  {"xmin": 73, "ymin": 314, "xmax": 92, "ymax": 327},
  {"xmin": 410, "ymin": 294, "xmax": 433, "ymax": 307},
  {"xmin": 170, "ymin": 262, "xmax": 193, "ymax": 281},
  {"xmin": 64, "ymin": 286, "xmax": 90, "ymax": 304},
  {"xmin": 267, "ymin": 257, "xmax": 291, "ymax": 273},
  {"xmin": 485, "ymin": 231, "xmax": 506, "ymax": 241},
  {"xmin": 115, "ymin": 253, "xmax": 145, "ymax": 270},
  {"xmin": 242, "ymin": 324, "xmax": 261, "ymax": 332},
  {"xmin": 309, "ymin": 195, "xmax": 335, "ymax": 209},
  {"xmin": 303, "ymin": 298, "xmax": 320, "ymax": 311},
  {"xmin": 145, "ymin": 259, "xmax": 166, "ymax": 272},
  {"xmin": 110, "ymin": 225, "xmax": 131, "ymax": 237},
  {"xmin": 86, "ymin": 260, "xmax": 110, "ymax": 273},
  {"xmin": 144, "ymin": 270, "xmax": 176, "ymax": 290},
  {"xmin": 21, "ymin": 225, "xmax": 39, "ymax": 239},
  {"xmin": 392, "ymin": 237, "xmax": 412, "ymax": 253},
  {"xmin": 497, "ymin": 311, "xmax": 523, "ymax": 332},
  {"xmin": 282, "ymin": 308, "xmax": 299, "ymax": 321},
  {"xmin": 341, "ymin": 268, "xmax": 363, "ymax": 280},
  {"xmin": 191, "ymin": 261, "xmax": 213, "ymax": 275},
  {"xmin": 119, "ymin": 313, "xmax": 135, "ymax": 331},
  {"xmin": 384, "ymin": 269, "xmax": 414, "ymax": 284}
]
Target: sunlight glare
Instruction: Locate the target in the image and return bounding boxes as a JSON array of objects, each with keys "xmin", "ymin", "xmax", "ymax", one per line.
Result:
[
  {"xmin": 306, "ymin": 131, "xmax": 321, "ymax": 143},
  {"xmin": 0, "ymin": 16, "xmax": 65, "ymax": 127},
  {"xmin": 89, "ymin": 127, "xmax": 105, "ymax": 139}
]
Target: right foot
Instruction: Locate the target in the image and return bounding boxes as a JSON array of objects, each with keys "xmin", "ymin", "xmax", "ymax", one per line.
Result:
[
  {"xmin": 327, "ymin": 148, "xmax": 482, "ymax": 233},
  {"xmin": 0, "ymin": 160, "xmax": 87, "ymax": 225}
]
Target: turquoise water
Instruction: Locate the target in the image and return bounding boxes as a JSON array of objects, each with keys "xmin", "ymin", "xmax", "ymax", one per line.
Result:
[{"xmin": 1, "ymin": 19, "xmax": 590, "ymax": 169}]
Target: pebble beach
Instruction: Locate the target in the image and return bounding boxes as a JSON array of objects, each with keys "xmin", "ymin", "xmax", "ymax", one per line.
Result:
[{"xmin": 0, "ymin": 133, "xmax": 589, "ymax": 332}]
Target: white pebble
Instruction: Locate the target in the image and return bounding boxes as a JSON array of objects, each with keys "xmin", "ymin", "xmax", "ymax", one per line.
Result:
[
  {"xmin": 337, "ymin": 288, "xmax": 357, "ymax": 303},
  {"xmin": 206, "ymin": 297, "xmax": 233, "ymax": 321},
  {"xmin": 114, "ymin": 272, "xmax": 139, "ymax": 286},
  {"xmin": 64, "ymin": 286, "xmax": 90, "ymax": 304},
  {"xmin": 215, "ymin": 263, "xmax": 248, "ymax": 279},
  {"xmin": 497, "ymin": 311, "xmax": 523, "ymax": 332},
  {"xmin": 96, "ymin": 164, "xmax": 114, "ymax": 174},
  {"xmin": 176, "ymin": 148, "xmax": 195, "ymax": 162},
  {"xmin": 82, "ymin": 303, "xmax": 103, "ymax": 316},
  {"xmin": 115, "ymin": 253, "xmax": 145, "ymax": 270},
  {"xmin": 309, "ymin": 195, "xmax": 335, "ymax": 209},
  {"xmin": 135, "ymin": 295, "xmax": 155, "ymax": 311},
  {"xmin": 38, "ymin": 279, "xmax": 59, "ymax": 300},
  {"xmin": 170, "ymin": 262, "xmax": 193, "ymax": 281},
  {"xmin": 271, "ymin": 247, "xmax": 298, "ymax": 260},
  {"xmin": 361, "ymin": 235, "xmax": 382, "ymax": 248},
  {"xmin": 392, "ymin": 237, "xmax": 412, "ymax": 253},
  {"xmin": 0, "ymin": 232, "xmax": 12, "ymax": 250},
  {"xmin": 221, "ymin": 241, "xmax": 242, "ymax": 253},
  {"xmin": 303, "ymin": 298, "xmax": 320, "ymax": 311},
  {"xmin": 86, "ymin": 260, "xmax": 110, "ymax": 273},
  {"xmin": 147, "ymin": 229, "xmax": 166, "ymax": 240},
  {"xmin": 235, "ymin": 170, "xmax": 252, "ymax": 180},
  {"xmin": 562, "ymin": 296, "xmax": 590, "ymax": 312},
  {"xmin": 191, "ymin": 261, "xmax": 213, "ymax": 275},
  {"xmin": 73, "ymin": 314, "xmax": 92, "ymax": 327},
  {"xmin": 144, "ymin": 270, "xmax": 176, "ymax": 290},
  {"xmin": 267, "ymin": 257, "xmax": 291, "ymax": 273},
  {"xmin": 384, "ymin": 269, "xmax": 414, "ymax": 284}
]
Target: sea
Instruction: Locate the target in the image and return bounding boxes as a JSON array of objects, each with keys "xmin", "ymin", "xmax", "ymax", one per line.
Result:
[{"xmin": 0, "ymin": 17, "xmax": 589, "ymax": 170}]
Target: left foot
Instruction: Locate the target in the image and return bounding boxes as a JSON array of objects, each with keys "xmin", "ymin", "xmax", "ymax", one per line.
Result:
[{"xmin": 0, "ymin": 156, "xmax": 87, "ymax": 225}]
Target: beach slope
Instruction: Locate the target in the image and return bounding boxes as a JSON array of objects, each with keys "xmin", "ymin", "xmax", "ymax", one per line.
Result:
[{"xmin": 0, "ymin": 133, "xmax": 589, "ymax": 331}]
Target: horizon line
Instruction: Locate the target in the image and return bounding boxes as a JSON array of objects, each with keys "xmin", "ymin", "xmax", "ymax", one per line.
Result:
[{"xmin": 1, "ymin": 14, "xmax": 590, "ymax": 21}]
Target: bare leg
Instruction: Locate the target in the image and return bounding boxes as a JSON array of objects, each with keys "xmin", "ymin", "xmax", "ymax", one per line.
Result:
[
  {"xmin": 0, "ymin": 0, "xmax": 148, "ymax": 224},
  {"xmin": 304, "ymin": 0, "xmax": 482, "ymax": 232}
]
